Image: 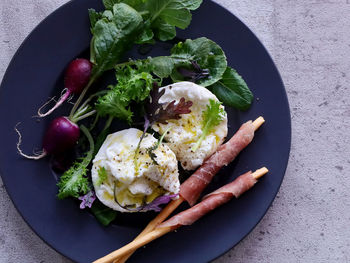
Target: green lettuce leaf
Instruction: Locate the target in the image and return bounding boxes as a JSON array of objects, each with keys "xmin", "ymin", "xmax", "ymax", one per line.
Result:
[
  {"xmin": 91, "ymin": 200, "xmax": 117, "ymax": 226},
  {"xmin": 90, "ymin": 3, "xmax": 143, "ymax": 78},
  {"xmin": 210, "ymin": 67, "xmax": 253, "ymax": 110},
  {"xmin": 170, "ymin": 37, "xmax": 227, "ymax": 86}
]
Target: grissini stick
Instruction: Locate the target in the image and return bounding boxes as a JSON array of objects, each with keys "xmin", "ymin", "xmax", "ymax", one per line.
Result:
[
  {"xmin": 93, "ymin": 167, "xmax": 268, "ymax": 263},
  {"xmin": 116, "ymin": 116, "xmax": 265, "ymax": 263}
]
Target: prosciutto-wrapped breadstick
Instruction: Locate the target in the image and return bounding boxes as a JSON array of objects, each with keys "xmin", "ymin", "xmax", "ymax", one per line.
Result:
[
  {"xmin": 181, "ymin": 120, "xmax": 257, "ymax": 206},
  {"xmin": 160, "ymin": 170, "xmax": 259, "ymax": 228},
  {"xmin": 115, "ymin": 116, "xmax": 265, "ymax": 263},
  {"xmin": 94, "ymin": 168, "xmax": 268, "ymax": 263}
]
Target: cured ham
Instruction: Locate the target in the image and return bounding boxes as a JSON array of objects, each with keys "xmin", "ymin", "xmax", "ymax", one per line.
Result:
[
  {"xmin": 103, "ymin": 117, "xmax": 264, "ymax": 263},
  {"xmin": 180, "ymin": 121, "xmax": 255, "ymax": 206},
  {"xmin": 159, "ymin": 171, "xmax": 257, "ymax": 228},
  {"xmin": 94, "ymin": 168, "xmax": 268, "ymax": 263}
]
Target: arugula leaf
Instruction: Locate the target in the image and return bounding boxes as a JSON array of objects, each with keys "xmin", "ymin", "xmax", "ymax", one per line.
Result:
[
  {"xmin": 90, "ymin": 3, "xmax": 143, "ymax": 78},
  {"xmin": 57, "ymin": 126, "xmax": 94, "ymax": 199},
  {"xmin": 91, "ymin": 200, "xmax": 117, "ymax": 226},
  {"xmin": 210, "ymin": 67, "xmax": 253, "ymax": 110},
  {"xmin": 192, "ymin": 99, "xmax": 225, "ymax": 152},
  {"xmin": 170, "ymin": 37, "xmax": 227, "ymax": 86}
]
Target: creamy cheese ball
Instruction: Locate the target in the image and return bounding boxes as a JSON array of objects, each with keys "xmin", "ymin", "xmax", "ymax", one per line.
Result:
[
  {"xmin": 91, "ymin": 128, "xmax": 180, "ymax": 212},
  {"xmin": 152, "ymin": 82, "xmax": 228, "ymax": 170}
]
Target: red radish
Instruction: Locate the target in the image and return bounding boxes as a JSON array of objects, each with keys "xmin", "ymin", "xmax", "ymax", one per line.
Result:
[
  {"xmin": 16, "ymin": 117, "xmax": 80, "ymax": 159},
  {"xmin": 37, "ymin": 59, "xmax": 92, "ymax": 117}
]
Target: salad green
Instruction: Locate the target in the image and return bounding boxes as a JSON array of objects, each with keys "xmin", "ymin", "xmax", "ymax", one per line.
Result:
[
  {"xmin": 57, "ymin": 125, "xmax": 94, "ymax": 199},
  {"xmin": 192, "ymin": 99, "xmax": 225, "ymax": 152},
  {"xmin": 45, "ymin": 0, "xmax": 254, "ymax": 225},
  {"xmin": 210, "ymin": 67, "xmax": 253, "ymax": 110}
]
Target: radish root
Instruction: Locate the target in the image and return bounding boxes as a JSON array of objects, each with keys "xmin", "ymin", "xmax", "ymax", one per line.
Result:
[
  {"xmin": 15, "ymin": 123, "xmax": 47, "ymax": 160},
  {"xmin": 37, "ymin": 88, "xmax": 70, "ymax": 117}
]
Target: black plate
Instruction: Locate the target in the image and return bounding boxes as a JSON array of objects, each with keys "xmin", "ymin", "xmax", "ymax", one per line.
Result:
[{"xmin": 0, "ymin": 0, "xmax": 291, "ymax": 262}]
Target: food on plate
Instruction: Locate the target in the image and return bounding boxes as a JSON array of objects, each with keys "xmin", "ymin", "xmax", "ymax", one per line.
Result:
[
  {"xmin": 152, "ymin": 82, "xmax": 228, "ymax": 170},
  {"xmin": 15, "ymin": 116, "xmax": 80, "ymax": 160},
  {"xmin": 91, "ymin": 128, "xmax": 180, "ymax": 212},
  {"xmin": 180, "ymin": 119, "xmax": 258, "ymax": 206},
  {"xmin": 37, "ymin": 58, "xmax": 92, "ymax": 117},
  {"xmin": 10, "ymin": 0, "xmax": 272, "ymax": 260},
  {"xmin": 94, "ymin": 168, "xmax": 268, "ymax": 263},
  {"xmin": 160, "ymin": 170, "xmax": 261, "ymax": 228},
  {"xmin": 116, "ymin": 117, "xmax": 264, "ymax": 263},
  {"xmin": 16, "ymin": 0, "xmax": 257, "ymax": 227}
]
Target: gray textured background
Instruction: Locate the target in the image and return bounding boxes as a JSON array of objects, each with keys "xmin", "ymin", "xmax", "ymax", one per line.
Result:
[{"xmin": 1, "ymin": 0, "xmax": 350, "ymax": 262}]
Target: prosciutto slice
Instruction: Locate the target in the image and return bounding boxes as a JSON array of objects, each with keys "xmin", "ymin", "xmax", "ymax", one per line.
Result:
[
  {"xmin": 180, "ymin": 121, "xmax": 255, "ymax": 206},
  {"xmin": 159, "ymin": 171, "xmax": 257, "ymax": 228}
]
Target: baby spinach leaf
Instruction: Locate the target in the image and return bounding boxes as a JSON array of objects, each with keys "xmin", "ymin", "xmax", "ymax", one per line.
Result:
[
  {"xmin": 90, "ymin": 3, "xmax": 143, "ymax": 78},
  {"xmin": 152, "ymin": 17, "xmax": 176, "ymax": 41},
  {"xmin": 91, "ymin": 200, "xmax": 117, "ymax": 226},
  {"xmin": 88, "ymin": 9, "xmax": 102, "ymax": 29},
  {"xmin": 170, "ymin": 37, "xmax": 227, "ymax": 86},
  {"xmin": 210, "ymin": 67, "xmax": 253, "ymax": 110},
  {"xmin": 150, "ymin": 56, "xmax": 175, "ymax": 78},
  {"xmin": 109, "ymin": 0, "xmax": 202, "ymax": 41},
  {"xmin": 103, "ymin": 0, "xmax": 144, "ymax": 10},
  {"xmin": 135, "ymin": 21, "xmax": 155, "ymax": 44},
  {"xmin": 147, "ymin": 1, "xmax": 192, "ymax": 29}
]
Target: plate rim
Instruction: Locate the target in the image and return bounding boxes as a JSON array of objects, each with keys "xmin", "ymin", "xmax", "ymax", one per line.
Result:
[{"xmin": 0, "ymin": 0, "xmax": 292, "ymax": 262}]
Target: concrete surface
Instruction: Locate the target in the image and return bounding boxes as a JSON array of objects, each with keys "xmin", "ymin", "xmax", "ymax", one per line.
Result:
[{"xmin": 1, "ymin": 0, "xmax": 350, "ymax": 262}]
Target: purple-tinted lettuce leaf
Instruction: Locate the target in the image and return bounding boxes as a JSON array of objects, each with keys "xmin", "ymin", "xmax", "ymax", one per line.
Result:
[
  {"xmin": 141, "ymin": 194, "xmax": 178, "ymax": 212},
  {"xmin": 78, "ymin": 191, "xmax": 96, "ymax": 209}
]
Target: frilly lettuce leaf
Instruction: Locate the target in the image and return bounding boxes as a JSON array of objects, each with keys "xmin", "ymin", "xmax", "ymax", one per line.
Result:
[
  {"xmin": 57, "ymin": 126, "xmax": 94, "ymax": 199},
  {"xmin": 96, "ymin": 64, "xmax": 159, "ymax": 123}
]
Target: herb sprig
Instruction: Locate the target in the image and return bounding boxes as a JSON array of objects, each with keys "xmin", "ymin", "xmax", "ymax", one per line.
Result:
[{"xmin": 192, "ymin": 99, "xmax": 225, "ymax": 152}]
